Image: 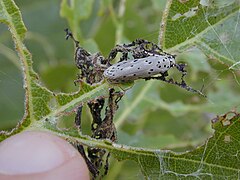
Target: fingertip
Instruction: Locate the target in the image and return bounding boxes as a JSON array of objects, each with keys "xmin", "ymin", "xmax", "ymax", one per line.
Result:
[{"xmin": 0, "ymin": 131, "xmax": 90, "ymax": 180}]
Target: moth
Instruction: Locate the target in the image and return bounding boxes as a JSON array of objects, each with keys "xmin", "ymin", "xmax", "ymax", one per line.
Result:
[{"xmin": 103, "ymin": 54, "xmax": 176, "ymax": 83}]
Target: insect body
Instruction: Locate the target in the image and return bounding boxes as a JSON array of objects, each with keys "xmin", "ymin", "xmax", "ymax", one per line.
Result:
[{"xmin": 104, "ymin": 54, "xmax": 176, "ymax": 83}]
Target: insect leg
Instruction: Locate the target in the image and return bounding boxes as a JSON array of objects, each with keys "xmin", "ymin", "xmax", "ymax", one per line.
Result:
[
  {"xmin": 175, "ymin": 63, "xmax": 187, "ymax": 81},
  {"xmin": 115, "ymin": 91, "xmax": 124, "ymax": 105},
  {"xmin": 174, "ymin": 63, "xmax": 206, "ymax": 96}
]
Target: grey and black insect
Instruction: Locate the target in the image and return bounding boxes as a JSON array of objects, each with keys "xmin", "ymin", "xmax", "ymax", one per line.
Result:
[{"xmin": 104, "ymin": 54, "xmax": 176, "ymax": 83}]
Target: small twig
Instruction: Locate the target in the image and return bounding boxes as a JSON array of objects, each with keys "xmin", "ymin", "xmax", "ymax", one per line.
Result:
[{"xmin": 64, "ymin": 28, "xmax": 79, "ymax": 47}]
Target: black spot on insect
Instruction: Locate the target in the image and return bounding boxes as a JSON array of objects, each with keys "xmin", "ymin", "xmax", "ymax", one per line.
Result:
[
  {"xmin": 131, "ymin": 65, "xmax": 134, "ymax": 67},
  {"xmin": 163, "ymin": 59, "xmax": 165, "ymax": 62},
  {"xmin": 158, "ymin": 61, "xmax": 161, "ymax": 63},
  {"xmin": 123, "ymin": 76, "xmax": 126, "ymax": 78},
  {"xmin": 158, "ymin": 65, "xmax": 161, "ymax": 68},
  {"xmin": 148, "ymin": 62, "xmax": 152, "ymax": 64},
  {"xmin": 145, "ymin": 60, "xmax": 148, "ymax": 62},
  {"xmin": 138, "ymin": 67, "xmax": 140, "ymax": 69},
  {"xmin": 148, "ymin": 72, "xmax": 151, "ymax": 74},
  {"xmin": 167, "ymin": 66, "xmax": 170, "ymax": 68},
  {"xmin": 113, "ymin": 74, "xmax": 115, "ymax": 76},
  {"xmin": 117, "ymin": 64, "xmax": 121, "ymax": 67},
  {"xmin": 133, "ymin": 60, "xmax": 138, "ymax": 62},
  {"xmin": 150, "ymin": 69, "xmax": 154, "ymax": 71},
  {"xmin": 133, "ymin": 74, "xmax": 136, "ymax": 76},
  {"xmin": 164, "ymin": 65, "xmax": 166, "ymax": 67},
  {"xmin": 120, "ymin": 68, "xmax": 123, "ymax": 70}
]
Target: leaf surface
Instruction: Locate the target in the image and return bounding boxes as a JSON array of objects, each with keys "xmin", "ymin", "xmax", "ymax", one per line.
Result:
[{"xmin": 1, "ymin": 0, "xmax": 240, "ymax": 179}]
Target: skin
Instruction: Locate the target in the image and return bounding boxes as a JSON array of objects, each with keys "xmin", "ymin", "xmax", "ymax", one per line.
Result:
[{"xmin": 0, "ymin": 131, "xmax": 90, "ymax": 180}]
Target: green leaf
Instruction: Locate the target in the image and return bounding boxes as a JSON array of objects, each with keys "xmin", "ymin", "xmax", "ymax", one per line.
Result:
[
  {"xmin": 42, "ymin": 111, "xmax": 240, "ymax": 179},
  {"xmin": 0, "ymin": 0, "xmax": 109, "ymax": 140},
  {"xmin": 1, "ymin": 0, "xmax": 240, "ymax": 179},
  {"xmin": 161, "ymin": 0, "xmax": 240, "ymax": 66},
  {"xmin": 0, "ymin": 0, "xmax": 26, "ymax": 40},
  {"xmin": 0, "ymin": 0, "xmax": 35, "ymax": 139}
]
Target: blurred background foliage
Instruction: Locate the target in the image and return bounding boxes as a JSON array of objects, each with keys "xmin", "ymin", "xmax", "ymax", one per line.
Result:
[{"xmin": 0, "ymin": 0, "xmax": 239, "ymax": 179}]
